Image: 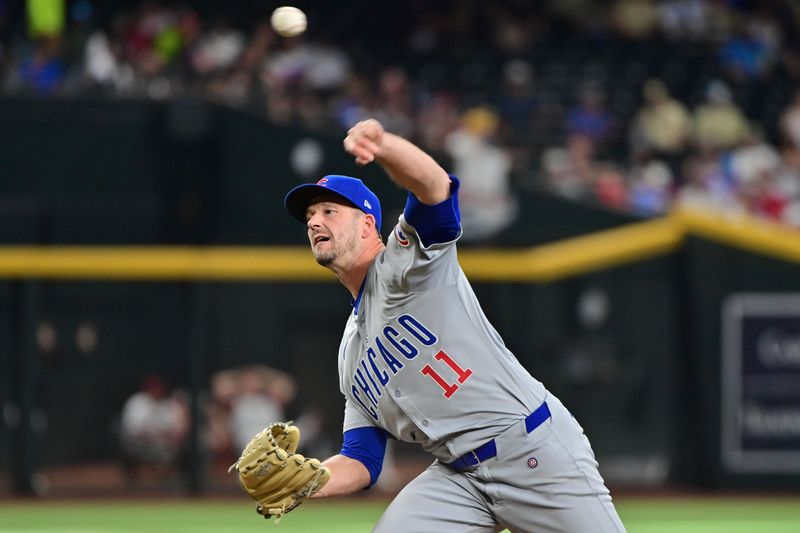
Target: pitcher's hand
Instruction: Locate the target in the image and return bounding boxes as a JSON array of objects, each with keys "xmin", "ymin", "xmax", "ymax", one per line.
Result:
[{"xmin": 343, "ymin": 119, "xmax": 385, "ymax": 166}]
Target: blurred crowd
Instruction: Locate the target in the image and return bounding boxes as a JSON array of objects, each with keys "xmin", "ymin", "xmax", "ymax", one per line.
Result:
[
  {"xmin": 118, "ymin": 365, "xmax": 330, "ymax": 486},
  {"xmin": 1, "ymin": 0, "xmax": 800, "ymax": 237},
  {"xmin": 118, "ymin": 374, "xmax": 189, "ymax": 485}
]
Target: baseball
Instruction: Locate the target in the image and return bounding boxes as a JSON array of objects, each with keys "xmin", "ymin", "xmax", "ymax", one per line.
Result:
[{"xmin": 271, "ymin": 6, "xmax": 307, "ymax": 38}]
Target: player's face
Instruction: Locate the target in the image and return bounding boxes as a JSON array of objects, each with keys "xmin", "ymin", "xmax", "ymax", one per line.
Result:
[{"xmin": 305, "ymin": 197, "xmax": 363, "ymax": 267}]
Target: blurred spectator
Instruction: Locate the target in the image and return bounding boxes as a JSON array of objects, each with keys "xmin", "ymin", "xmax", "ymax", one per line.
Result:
[
  {"xmin": 718, "ymin": 21, "xmax": 777, "ymax": 81},
  {"xmin": 206, "ymin": 365, "xmax": 297, "ymax": 468},
  {"xmin": 611, "ymin": 0, "xmax": 658, "ymax": 40},
  {"xmin": 656, "ymin": 0, "xmax": 709, "ymax": 42},
  {"xmin": 13, "ymin": 36, "xmax": 65, "ymax": 93},
  {"xmin": 332, "ymin": 74, "xmax": 374, "ymax": 129},
  {"xmin": 676, "ymin": 148, "xmax": 743, "ymax": 215},
  {"xmin": 205, "ymin": 66, "xmax": 252, "ymax": 107},
  {"xmin": 488, "ymin": 6, "xmax": 539, "ymax": 54},
  {"xmin": 187, "ymin": 16, "xmax": 244, "ymax": 77},
  {"xmin": 258, "ymin": 37, "xmax": 351, "ymax": 125},
  {"xmin": 730, "ymin": 126, "xmax": 788, "ymax": 223},
  {"xmin": 493, "ymin": 59, "xmax": 538, "ymax": 145},
  {"xmin": 540, "ymin": 133, "xmax": 599, "ymax": 201},
  {"xmin": 237, "ymin": 19, "xmax": 274, "ymax": 72},
  {"xmin": 737, "ymin": 171, "xmax": 787, "ymax": 223},
  {"xmin": 692, "ymin": 79, "xmax": 750, "ymax": 152},
  {"xmin": 779, "ymin": 89, "xmax": 800, "ymax": 153},
  {"xmin": 444, "ymin": 106, "xmax": 518, "ymax": 243},
  {"xmin": 205, "ymin": 369, "xmax": 237, "ymax": 466},
  {"xmin": 292, "ymin": 405, "xmax": 332, "ymax": 458},
  {"xmin": 566, "ymin": 85, "xmax": 616, "ymax": 153},
  {"xmin": 746, "ymin": 2, "xmax": 784, "ymax": 57},
  {"xmin": 83, "ymin": 25, "xmax": 135, "ymax": 92},
  {"xmin": 705, "ymin": 0, "xmax": 738, "ymax": 44},
  {"xmin": 593, "ymin": 165, "xmax": 629, "ymax": 210},
  {"xmin": 731, "ymin": 126, "xmax": 781, "ymax": 192},
  {"xmin": 407, "ymin": 6, "xmax": 443, "ymax": 55},
  {"xmin": 118, "ymin": 374, "xmax": 189, "ymax": 484},
  {"xmin": 230, "ymin": 366, "xmax": 295, "ymax": 451},
  {"xmin": 629, "ymin": 79, "xmax": 692, "ymax": 179},
  {"xmin": 373, "ymin": 66, "xmax": 414, "ymax": 138},
  {"xmin": 3, "ymin": 1, "xmax": 67, "ymax": 94},
  {"xmin": 628, "ymin": 159, "xmax": 673, "ymax": 215},
  {"xmin": 124, "ymin": 2, "xmax": 173, "ymax": 79},
  {"xmin": 415, "ymin": 89, "xmax": 460, "ymax": 152},
  {"xmin": 262, "ymin": 39, "xmax": 351, "ymax": 93}
]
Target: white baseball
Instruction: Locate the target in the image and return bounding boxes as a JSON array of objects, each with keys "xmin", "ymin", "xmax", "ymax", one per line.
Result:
[{"xmin": 271, "ymin": 6, "xmax": 307, "ymax": 38}]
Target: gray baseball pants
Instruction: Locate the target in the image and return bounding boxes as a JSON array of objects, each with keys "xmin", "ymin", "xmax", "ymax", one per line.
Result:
[{"xmin": 373, "ymin": 394, "xmax": 626, "ymax": 533}]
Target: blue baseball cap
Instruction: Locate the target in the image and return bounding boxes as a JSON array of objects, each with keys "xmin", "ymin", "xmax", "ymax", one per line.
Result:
[{"xmin": 284, "ymin": 175, "xmax": 382, "ymax": 231}]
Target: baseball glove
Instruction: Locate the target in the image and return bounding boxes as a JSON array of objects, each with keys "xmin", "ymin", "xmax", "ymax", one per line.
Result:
[{"xmin": 228, "ymin": 421, "xmax": 331, "ymax": 521}]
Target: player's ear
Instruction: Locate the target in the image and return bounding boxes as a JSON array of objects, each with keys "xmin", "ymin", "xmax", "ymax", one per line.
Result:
[{"xmin": 361, "ymin": 213, "xmax": 377, "ymax": 239}]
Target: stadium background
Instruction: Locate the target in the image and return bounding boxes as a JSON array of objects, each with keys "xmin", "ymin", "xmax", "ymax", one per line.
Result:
[{"xmin": 1, "ymin": 0, "xmax": 799, "ymax": 530}]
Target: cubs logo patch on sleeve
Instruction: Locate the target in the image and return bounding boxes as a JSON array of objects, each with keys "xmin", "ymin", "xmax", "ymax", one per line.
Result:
[{"xmin": 394, "ymin": 225, "xmax": 410, "ymax": 247}]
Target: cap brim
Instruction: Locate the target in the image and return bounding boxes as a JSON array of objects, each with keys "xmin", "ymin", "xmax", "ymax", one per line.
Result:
[{"xmin": 284, "ymin": 184, "xmax": 357, "ymax": 224}]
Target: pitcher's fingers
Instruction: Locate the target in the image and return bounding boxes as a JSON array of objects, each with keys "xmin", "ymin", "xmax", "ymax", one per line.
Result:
[
  {"xmin": 343, "ymin": 136, "xmax": 357, "ymax": 154},
  {"xmin": 354, "ymin": 137, "xmax": 381, "ymax": 155},
  {"xmin": 344, "ymin": 135, "xmax": 373, "ymax": 155},
  {"xmin": 345, "ymin": 138, "xmax": 377, "ymax": 162},
  {"xmin": 350, "ymin": 144, "xmax": 373, "ymax": 162}
]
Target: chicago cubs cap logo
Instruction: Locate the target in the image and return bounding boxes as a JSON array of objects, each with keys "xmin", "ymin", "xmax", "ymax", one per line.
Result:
[
  {"xmin": 394, "ymin": 225, "xmax": 410, "ymax": 247},
  {"xmin": 527, "ymin": 457, "xmax": 538, "ymax": 468},
  {"xmin": 316, "ymin": 177, "xmax": 329, "ymax": 186}
]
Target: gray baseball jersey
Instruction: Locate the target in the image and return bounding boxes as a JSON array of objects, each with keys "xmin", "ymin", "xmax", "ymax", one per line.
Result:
[
  {"xmin": 336, "ymin": 199, "xmax": 625, "ymax": 532},
  {"xmin": 339, "ymin": 214, "xmax": 545, "ymax": 462}
]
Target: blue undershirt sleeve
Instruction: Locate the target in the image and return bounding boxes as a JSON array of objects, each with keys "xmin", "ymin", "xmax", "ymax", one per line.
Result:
[
  {"xmin": 403, "ymin": 176, "xmax": 461, "ymax": 247},
  {"xmin": 339, "ymin": 427, "xmax": 389, "ymax": 487}
]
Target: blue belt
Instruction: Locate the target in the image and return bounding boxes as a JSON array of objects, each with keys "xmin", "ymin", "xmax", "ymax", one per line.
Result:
[{"xmin": 447, "ymin": 402, "xmax": 551, "ymax": 470}]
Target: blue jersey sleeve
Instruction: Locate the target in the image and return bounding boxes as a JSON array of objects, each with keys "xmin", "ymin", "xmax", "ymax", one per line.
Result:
[
  {"xmin": 339, "ymin": 426, "xmax": 389, "ymax": 487},
  {"xmin": 403, "ymin": 176, "xmax": 461, "ymax": 247}
]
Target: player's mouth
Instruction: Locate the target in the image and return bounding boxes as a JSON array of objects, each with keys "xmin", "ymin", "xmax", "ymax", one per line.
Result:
[{"xmin": 313, "ymin": 235, "xmax": 331, "ymax": 246}]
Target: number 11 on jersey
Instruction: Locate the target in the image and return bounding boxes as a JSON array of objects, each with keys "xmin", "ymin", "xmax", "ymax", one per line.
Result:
[{"xmin": 421, "ymin": 350, "xmax": 473, "ymax": 398}]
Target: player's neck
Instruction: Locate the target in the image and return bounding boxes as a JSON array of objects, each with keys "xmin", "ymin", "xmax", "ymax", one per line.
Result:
[{"xmin": 331, "ymin": 240, "xmax": 385, "ymax": 298}]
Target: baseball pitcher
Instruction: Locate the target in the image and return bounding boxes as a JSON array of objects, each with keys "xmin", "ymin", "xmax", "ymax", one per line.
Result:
[{"xmin": 231, "ymin": 118, "xmax": 626, "ymax": 532}]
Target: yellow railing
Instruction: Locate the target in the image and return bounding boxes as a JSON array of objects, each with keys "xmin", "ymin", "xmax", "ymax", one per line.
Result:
[{"xmin": 0, "ymin": 208, "xmax": 796, "ymax": 282}]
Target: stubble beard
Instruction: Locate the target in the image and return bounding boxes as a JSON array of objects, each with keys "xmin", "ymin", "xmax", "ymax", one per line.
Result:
[
  {"xmin": 315, "ymin": 250, "xmax": 336, "ymax": 267},
  {"xmin": 313, "ymin": 222, "xmax": 358, "ymax": 267}
]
